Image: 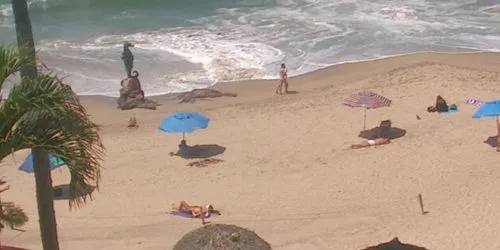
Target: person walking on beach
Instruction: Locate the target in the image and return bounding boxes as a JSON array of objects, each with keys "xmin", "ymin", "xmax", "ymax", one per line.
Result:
[
  {"xmin": 121, "ymin": 42, "xmax": 134, "ymax": 77},
  {"xmin": 275, "ymin": 63, "xmax": 288, "ymax": 95}
]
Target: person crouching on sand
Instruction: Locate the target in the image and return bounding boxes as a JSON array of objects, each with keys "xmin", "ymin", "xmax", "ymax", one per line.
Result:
[{"xmin": 275, "ymin": 63, "xmax": 288, "ymax": 95}]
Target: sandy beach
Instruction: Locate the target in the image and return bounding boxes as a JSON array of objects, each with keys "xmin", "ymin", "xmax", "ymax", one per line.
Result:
[{"xmin": 2, "ymin": 52, "xmax": 500, "ymax": 250}]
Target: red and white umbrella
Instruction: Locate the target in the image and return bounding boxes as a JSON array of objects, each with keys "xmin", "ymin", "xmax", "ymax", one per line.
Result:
[{"xmin": 343, "ymin": 91, "xmax": 392, "ymax": 129}]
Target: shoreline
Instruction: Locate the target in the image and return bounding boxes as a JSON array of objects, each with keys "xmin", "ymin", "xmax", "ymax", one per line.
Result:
[
  {"xmin": 4, "ymin": 49, "xmax": 500, "ymax": 250},
  {"xmin": 80, "ymin": 50, "xmax": 500, "ymax": 105}
]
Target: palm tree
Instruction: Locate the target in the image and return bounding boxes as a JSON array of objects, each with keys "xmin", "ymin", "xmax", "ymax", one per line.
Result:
[
  {"xmin": 8, "ymin": 0, "xmax": 57, "ymax": 248},
  {"xmin": 0, "ymin": 44, "xmax": 105, "ymax": 250},
  {"xmin": 173, "ymin": 224, "xmax": 272, "ymax": 250},
  {"xmin": 0, "ymin": 30, "xmax": 104, "ymax": 250}
]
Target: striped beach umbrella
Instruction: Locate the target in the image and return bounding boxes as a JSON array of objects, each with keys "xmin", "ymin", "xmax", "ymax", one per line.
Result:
[{"xmin": 343, "ymin": 91, "xmax": 392, "ymax": 129}]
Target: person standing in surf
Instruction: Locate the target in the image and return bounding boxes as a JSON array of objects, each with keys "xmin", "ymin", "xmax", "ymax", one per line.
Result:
[
  {"xmin": 275, "ymin": 63, "xmax": 288, "ymax": 95},
  {"xmin": 121, "ymin": 42, "xmax": 134, "ymax": 77}
]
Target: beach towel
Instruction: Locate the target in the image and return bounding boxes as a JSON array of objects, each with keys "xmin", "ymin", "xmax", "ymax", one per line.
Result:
[
  {"xmin": 187, "ymin": 158, "xmax": 224, "ymax": 167},
  {"xmin": 465, "ymin": 99, "xmax": 483, "ymax": 105},
  {"xmin": 169, "ymin": 210, "xmax": 211, "ymax": 218}
]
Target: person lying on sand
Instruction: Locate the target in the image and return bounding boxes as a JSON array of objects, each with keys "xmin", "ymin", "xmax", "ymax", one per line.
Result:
[
  {"xmin": 351, "ymin": 138, "xmax": 390, "ymax": 149},
  {"xmin": 172, "ymin": 201, "xmax": 221, "ymax": 224}
]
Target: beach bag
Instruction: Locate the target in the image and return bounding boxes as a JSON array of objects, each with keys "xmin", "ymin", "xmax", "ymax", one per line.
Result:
[{"xmin": 449, "ymin": 104, "xmax": 457, "ymax": 112}]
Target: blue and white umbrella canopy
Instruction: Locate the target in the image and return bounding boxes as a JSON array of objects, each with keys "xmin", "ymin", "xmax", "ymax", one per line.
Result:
[
  {"xmin": 472, "ymin": 100, "xmax": 500, "ymax": 119},
  {"xmin": 18, "ymin": 153, "xmax": 65, "ymax": 173},
  {"xmin": 159, "ymin": 112, "xmax": 210, "ymax": 139}
]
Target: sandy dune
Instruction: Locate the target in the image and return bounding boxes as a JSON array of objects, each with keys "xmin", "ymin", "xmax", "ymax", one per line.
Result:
[{"xmin": 2, "ymin": 52, "xmax": 500, "ymax": 250}]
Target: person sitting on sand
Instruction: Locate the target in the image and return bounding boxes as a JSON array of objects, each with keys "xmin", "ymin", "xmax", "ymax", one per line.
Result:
[
  {"xmin": 169, "ymin": 140, "xmax": 202, "ymax": 157},
  {"xmin": 351, "ymin": 138, "xmax": 390, "ymax": 149},
  {"xmin": 427, "ymin": 95, "xmax": 449, "ymax": 113},
  {"xmin": 178, "ymin": 139, "xmax": 190, "ymax": 155},
  {"xmin": 435, "ymin": 95, "xmax": 449, "ymax": 112},
  {"xmin": 173, "ymin": 201, "xmax": 221, "ymax": 224}
]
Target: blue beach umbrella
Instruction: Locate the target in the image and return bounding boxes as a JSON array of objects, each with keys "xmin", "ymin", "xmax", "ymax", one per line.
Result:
[
  {"xmin": 472, "ymin": 100, "xmax": 500, "ymax": 151},
  {"xmin": 472, "ymin": 100, "xmax": 500, "ymax": 119},
  {"xmin": 19, "ymin": 153, "xmax": 65, "ymax": 173},
  {"xmin": 159, "ymin": 112, "xmax": 210, "ymax": 139}
]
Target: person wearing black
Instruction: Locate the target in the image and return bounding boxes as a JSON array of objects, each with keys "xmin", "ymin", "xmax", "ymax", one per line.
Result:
[
  {"xmin": 121, "ymin": 42, "xmax": 134, "ymax": 77},
  {"xmin": 427, "ymin": 95, "xmax": 449, "ymax": 112},
  {"xmin": 435, "ymin": 95, "xmax": 449, "ymax": 112}
]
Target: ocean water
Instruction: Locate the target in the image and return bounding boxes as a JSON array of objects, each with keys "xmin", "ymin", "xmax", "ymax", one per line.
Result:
[{"xmin": 0, "ymin": 0, "xmax": 499, "ymax": 97}]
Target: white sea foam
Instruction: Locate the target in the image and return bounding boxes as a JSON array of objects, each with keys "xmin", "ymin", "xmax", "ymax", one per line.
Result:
[
  {"xmin": 2, "ymin": 0, "xmax": 500, "ymax": 97},
  {"xmin": 0, "ymin": 0, "xmax": 52, "ymax": 17}
]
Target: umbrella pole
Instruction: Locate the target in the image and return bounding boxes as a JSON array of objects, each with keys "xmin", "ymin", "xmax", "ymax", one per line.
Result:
[{"xmin": 182, "ymin": 133, "xmax": 185, "ymax": 141}]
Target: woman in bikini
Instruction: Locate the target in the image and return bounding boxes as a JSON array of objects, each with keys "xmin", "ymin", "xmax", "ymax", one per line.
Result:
[
  {"xmin": 173, "ymin": 201, "xmax": 221, "ymax": 224},
  {"xmin": 275, "ymin": 63, "xmax": 288, "ymax": 95}
]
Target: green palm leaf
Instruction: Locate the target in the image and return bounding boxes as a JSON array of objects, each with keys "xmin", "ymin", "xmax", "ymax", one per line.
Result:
[
  {"xmin": 0, "ymin": 45, "xmax": 33, "ymax": 90},
  {"xmin": 0, "ymin": 202, "xmax": 29, "ymax": 231}
]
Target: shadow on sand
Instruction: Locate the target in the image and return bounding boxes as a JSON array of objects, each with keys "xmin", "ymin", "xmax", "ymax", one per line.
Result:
[
  {"xmin": 285, "ymin": 91, "xmax": 298, "ymax": 94},
  {"xmin": 361, "ymin": 237, "xmax": 428, "ymax": 250},
  {"xmin": 52, "ymin": 184, "xmax": 95, "ymax": 200},
  {"xmin": 484, "ymin": 136, "xmax": 498, "ymax": 147},
  {"xmin": 359, "ymin": 127, "xmax": 407, "ymax": 140},
  {"xmin": 173, "ymin": 144, "xmax": 226, "ymax": 159}
]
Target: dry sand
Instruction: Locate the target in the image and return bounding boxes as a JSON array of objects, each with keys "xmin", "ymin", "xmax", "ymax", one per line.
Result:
[{"xmin": 2, "ymin": 52, "xmax": 500, "ymax": 250}]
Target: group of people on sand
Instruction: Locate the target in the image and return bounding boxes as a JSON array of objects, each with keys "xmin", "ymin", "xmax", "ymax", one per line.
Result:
[
  {"xmin": 168, "ymin": 141, "xmax": 223, "ymax": 223},
  {"xmin": 350, "ymin": 95, "xmax": 453, "ymax": 150},
  {"xmin": 351, "ymin": 94, "xmax": 500, "ymax": 152},
  {"xmin": 120, "ymin": 43, "xmax": 221, "ymax": 223}
]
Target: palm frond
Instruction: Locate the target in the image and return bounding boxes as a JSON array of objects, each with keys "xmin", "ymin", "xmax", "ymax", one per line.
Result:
[
  {"xmin": 0, "ymin": 177, "xmax": 28, "ymax": 232},
  {"xmin": 0, "ymin": 202, "xmax": 29, "ymax": 231},
  {"xmin": 0, "ymin": 45, "xmax": 34, "ymax": 89},
  {"xmin": 0, "ymin": 74, "xmax": 105, "ymax": 209}
]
